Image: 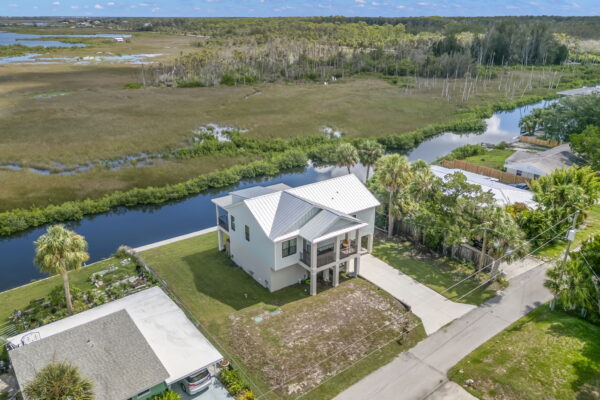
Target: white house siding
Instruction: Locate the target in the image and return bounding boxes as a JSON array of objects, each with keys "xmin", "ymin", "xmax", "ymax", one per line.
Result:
[
  {"xmin": 270, "ymin": 264, "xmax": 308, "ymax": 292},
  {"xmin": 505, "ymin": 165, "xmax": 544, "ymax": 179},
  {"xmin": 227, "ymin": 205, "xmax": 276, "ymax": 290},
  {"xmin": 274, "ymin": 238, "xmax": 301, "ymax": 271},
  {"xmin": 354, "ymin": 208, "xmax": 376, "ymax": 238}
]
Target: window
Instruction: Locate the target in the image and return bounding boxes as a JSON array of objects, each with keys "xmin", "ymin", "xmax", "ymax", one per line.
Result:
[
  {"xmin": 533, "ymin": 174, "xmax": 540, "ymax": 179},
  {"xmin": 516, "ymin": 170, "xmax": 523, "ymax": 176},
  {"xmin": 245, "ymin": 225, "xmax": 250, "ymax": 241},
  {"xmin": 230, "ymin": 215, "xmax": 236, "ymax": 231},
  {"xmin": 282, "ymin": 238, "xmax": 297, "ymax": 257},
  {"xmin": 136, "ymin": 389, "xmax": 150, "ymax": 398}
]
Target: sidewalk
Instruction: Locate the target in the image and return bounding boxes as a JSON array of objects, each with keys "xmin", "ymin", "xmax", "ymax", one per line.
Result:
[
  {"xmin": 134, "ymin": 226, "xmax": 217, "ymax": 252},
  {"xmin": 335, "ymin": 262, "xmax": 553, "ymax": 400}
]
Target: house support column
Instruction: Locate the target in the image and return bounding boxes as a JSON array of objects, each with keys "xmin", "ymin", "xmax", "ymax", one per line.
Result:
[
  {"xmin": 217, "ymin": 229, "xmax": 224, "ymax": 252},
  {"xmin": 354, "ymin": 256, "xmax": 361, "ymax": 277},
  {"xmin": 367, "ymin": 233, "xmax": 373, "ymax": 253},
  {"xmin": 323, "ymin": 269, "xmax": 330, "ymax": 282},
  {"xmin": 310, "ymin": 270, "xmax": 317, "ymax": 296},
  {"xmin": 310, "ymin": 243, "xmax": 317, "ymax": 296},
  {"xmin": 333, "ymin": 264, "xmax": 340, "ymax": 287}
]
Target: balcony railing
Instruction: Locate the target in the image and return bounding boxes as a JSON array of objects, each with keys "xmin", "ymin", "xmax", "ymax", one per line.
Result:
[
  {"xmin": 340, "ymin": 240, "xmax": 357, "ymax": 258},
  {"xmin": 300, "ymin": 241, "xmax": 359, "ymax": 268},
  {"xmin": 218, "ymin": 216, "xmax": 229, "ymax": 231}
]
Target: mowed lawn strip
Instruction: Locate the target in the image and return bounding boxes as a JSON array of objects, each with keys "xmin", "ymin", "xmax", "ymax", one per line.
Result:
[
  {"xmin": 448, "ymin": 305, "xmax": 600, "ymax": 400},
  {"xmin": 141, "ymin": 232, "xmax": 426, "ymax": 399},
  {"xmin": 537, "ymin": 204, "xmax": 600, "ymax": 259},
  {"xmin": 463, "ymin": 148, "xmax": 515, "ymax": 170},
  {"xmin": 372, "ymin": 238, "xmax": 500, "ymax": 305}
]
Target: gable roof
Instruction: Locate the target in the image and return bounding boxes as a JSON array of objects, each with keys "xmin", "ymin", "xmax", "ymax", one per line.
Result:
[
  {"xmin": 212, "ymin": 174, "xmax": 380, "ymax": 243},
  {"xmin": 10, "ymin": 310, "xmax": 169, "ymax": 400},
  {"xmin": 504, "ymin": 144, "xmax": 582, "ymax": 175},
  {"xmin": 8, "ymin": 287, "xmax": 222, "ymax": 386}
]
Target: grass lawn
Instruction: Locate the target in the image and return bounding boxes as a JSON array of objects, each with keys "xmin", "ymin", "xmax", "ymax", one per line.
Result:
[
  {"xmin": 448, "ymin": 305, "xmax": 600, "ymax": 400},
  {"xmin": 372, "ymin": 238, "xmax": 501, "ymax": 305},
  {"xmin": 0, "ymin": 257, "xmax": 134, "ymax": 324},
  {"xmin": 536, "ymin": 204, "xmax": 600, "ymax": 259},
  {"xmin": 463, "ymin": 149, "xmax": 515, "ymax": 170},
  {"xmin": 141, "ymin": 232, "xmax": 426, "ymax": 399}
]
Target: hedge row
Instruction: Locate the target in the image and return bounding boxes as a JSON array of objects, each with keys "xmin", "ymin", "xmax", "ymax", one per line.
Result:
[
  {"xmin": 0, "ymin": 94, "xmax": 557, "ymax": 237},
  {"xmin": 0, "ymin": 150, "xmax": 307, "ymax": 236}
]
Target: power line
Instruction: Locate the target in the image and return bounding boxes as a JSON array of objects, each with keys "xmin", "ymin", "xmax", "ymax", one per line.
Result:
[{"xmin": 257, "ymin": 225, "xmax": 572, "ymax": 399}]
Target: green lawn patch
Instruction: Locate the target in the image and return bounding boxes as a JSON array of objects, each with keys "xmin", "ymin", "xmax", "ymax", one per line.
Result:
[
  {"xmin": 372, "ymin": 238, "xmax": 501, "ymax": 305},
  {"xmin": 0, "ymin": 258, "xmax": 127, "ymax": 324},
  {"xmin": 463, "ymin": 148, "xmax": 515, "ymax": 170},
  {"xmin": 537, "ymin": 204, "xmax": 600, "ymax": 259},
  {"xmin": 141, "ymin": 232, "xmax": 426, "ymax": 399},
  {"xmin": 449, "ymin": 305, "xmax": 600, "ymax": 400}
]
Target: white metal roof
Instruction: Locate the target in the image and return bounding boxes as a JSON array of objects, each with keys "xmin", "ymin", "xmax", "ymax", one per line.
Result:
[
  {"xmin": 287, "ymin": 174, "xmax": 380, "ymax": 214},
  {"xmin": 7, "ymin": 287, "xmax": 222, "ymax": 385},
  {"xmin": 211, "ymin": 174, "xmax": 379, "ymax": 242},
  {"xmin": 430, "ymin": 165, "xmax": 537, "ymax": 208}
]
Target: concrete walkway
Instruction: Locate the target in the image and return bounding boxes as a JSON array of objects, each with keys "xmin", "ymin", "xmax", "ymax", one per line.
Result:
[
  {"xmin": 359, "ymin": 255, "xmax": 476, "ymax": 335},
  {"xmin": 500, "ymin": 255, "xmax": 544, "ymax": 280},
  {"xmin": 134, "ymin": 226, "xmax": 217, "ymax": 252},
  {"xmin": 336, "ymin": 261, "xmax": 553, "ymax": 400}
]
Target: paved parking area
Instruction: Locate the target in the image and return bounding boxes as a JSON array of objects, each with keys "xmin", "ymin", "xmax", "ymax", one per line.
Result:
[
  {"xmin": 359, "ymin": 255, "xmax": 476, "ymax": 335},
  {"xmin": 172, "ymin": 378, "xmax": 232, "ymax": 400}
]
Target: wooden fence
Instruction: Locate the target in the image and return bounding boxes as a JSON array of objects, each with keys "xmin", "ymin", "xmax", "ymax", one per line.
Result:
[
  {"xmin": 441, "ymin": 159, "xmax": 530, "ymax": 185},
  {"xmin": 518, "ymin": 136, "xmax": 560, "ymax": 148}
]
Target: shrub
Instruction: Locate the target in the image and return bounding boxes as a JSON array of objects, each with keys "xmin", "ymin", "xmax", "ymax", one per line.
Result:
[
  {"xmin": 220, "ymin": 368, "xmax": 253, "ymax": 397},
  {"xmin": 123, "ymin": 83, "xmax": 143, "ymax": 89},
  {"xmin": 150, "ymin": 390, "xmax": 181, "ymax": 400}
]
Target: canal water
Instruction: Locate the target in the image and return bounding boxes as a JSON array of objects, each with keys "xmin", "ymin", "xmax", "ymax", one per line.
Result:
[{"xmin": 0, "ymin": 100, "xmax": 553, "ymax": 291}]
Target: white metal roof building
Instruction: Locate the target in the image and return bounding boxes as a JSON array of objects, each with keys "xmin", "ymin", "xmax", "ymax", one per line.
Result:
[
  {"xmin": 430, "ymin": 165, "xmax": 537, "ymax": 208},
  {"xmin": 211, "ymin": 174, "xmax": 380, "ymax": 295},
  {"xmin": 8, "ymin": 287, "xmax": 222, "ymax": 397}
]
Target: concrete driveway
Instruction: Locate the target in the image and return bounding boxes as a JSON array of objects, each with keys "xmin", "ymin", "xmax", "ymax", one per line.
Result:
[
  {"xmin": 172, "ymin": 378, "xmax": 232, "ymax": 400},
  {"xmin": 359, "ymin": 255, "xmax": 476, "ymax": 335}
]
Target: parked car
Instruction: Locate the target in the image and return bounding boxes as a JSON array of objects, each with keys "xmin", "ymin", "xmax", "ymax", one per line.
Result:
[{"xmin": 181, "ymin": 369, "xmax": 212, "ymax": 394}]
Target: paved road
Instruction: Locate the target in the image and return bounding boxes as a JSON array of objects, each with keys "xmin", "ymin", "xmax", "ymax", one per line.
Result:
[
  {"xmin": 336, "ymin": 261, "xmax": 553, "ymax": 400},
  {"xmin": 359, "ymin": 255, "xmax": 476, "ymax": 335}
]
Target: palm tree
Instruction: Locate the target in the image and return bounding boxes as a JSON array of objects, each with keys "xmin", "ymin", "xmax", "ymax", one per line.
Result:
[
  {"xmin": 336, "ymin": 143, "xmax": 360, "ymax": 174},
  {"xmin": 375, "ymin": 154, "xmax": 413, "ymax": 238},
  {"xmin": 357, "ymin": 140, "xmax": 385, "ymax": 181},
  {"xmin": 24, "ymin": 362, "xmax": 94, "ymax": 400},
  {"xmin": 519, "ymin": 116, "xmax": 537, "ymax": 136},
  {"xmin": 34, "ymin": 225, "xmax": 89, "ymax": 314}
]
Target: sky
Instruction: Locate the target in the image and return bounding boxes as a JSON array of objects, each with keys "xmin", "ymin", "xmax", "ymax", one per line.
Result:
[{"xmin": 1, "ymin": 0, "xmax": 598, "ymax": 18}]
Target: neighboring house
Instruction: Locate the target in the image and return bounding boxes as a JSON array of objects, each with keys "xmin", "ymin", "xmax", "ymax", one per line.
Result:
[
  {"xmin": 7, "ymin": 287, "xmax": 222, "ymax": 400},
  {"xmin": 430, "ymin": 165, "xmax": 537, "ymax": 208},
  {"xmin": 557, "ymin": 86, "xmax": 600, "ymax": 96},
  {"xmin": 504, "ymin": 143, "xmax": 581, "ymax": 179},
  {"xmin": 211, "ymin": 174, "xmax": 380, "ymax": 296}
]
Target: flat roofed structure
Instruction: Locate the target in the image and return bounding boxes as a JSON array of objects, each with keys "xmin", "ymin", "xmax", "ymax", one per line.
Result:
[
  {"xmin": 10, "ymin": 310, "xmax": 169, "ymax": 400},
  {"xmin": 8, "ymin": 287, "xmax": 222, "ymax": 390}
]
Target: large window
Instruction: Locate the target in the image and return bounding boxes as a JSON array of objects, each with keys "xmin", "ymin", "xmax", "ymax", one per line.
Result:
[
  {"xmin": 230, "ymin": 215, "xmax": 236, "ymax": 231},
  {"xmin": 245, "ymin": 225, "xmax": 250, "ymax": 241},
  {"xmin": 282, "ymin": 238, "xmax": 297, "ymax": 258}
]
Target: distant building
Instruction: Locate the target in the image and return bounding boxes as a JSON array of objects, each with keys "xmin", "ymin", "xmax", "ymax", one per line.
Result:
[
  {"xmin": 7, "ymin": 287, "xmax": 222, "ymax": 400},
  {"xmin": 114, "ymin": 37, "xmax": 125, "ymax": 42},
  {"xmin": 504, "ymin": 143, "xmax": 581, "ymax": 179},
  {"xmin": 430, "ymin": 165, "xmax": 537, "ymax": 208},
  {"xmin": 557, "ymin": 86, "xmax": 600, "ymax": 96}
]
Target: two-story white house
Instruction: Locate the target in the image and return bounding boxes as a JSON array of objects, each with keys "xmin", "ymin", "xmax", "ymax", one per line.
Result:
[{"xmin": 211, "ymin": 174, "xmax": 380, "ymax": 295}]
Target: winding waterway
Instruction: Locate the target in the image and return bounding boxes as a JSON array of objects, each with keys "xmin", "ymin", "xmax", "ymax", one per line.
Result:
[{"xmin": 0, "ymin": 100, "xmax": 553, "ymax": 291}]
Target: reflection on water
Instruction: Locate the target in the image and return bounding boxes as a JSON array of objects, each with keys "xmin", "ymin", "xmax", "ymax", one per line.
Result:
[{"xmin": 0, "ymin": 99, "xmax": 554, "ymax": 291}]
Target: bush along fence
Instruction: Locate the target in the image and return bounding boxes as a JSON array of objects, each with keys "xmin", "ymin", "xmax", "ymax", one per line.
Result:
[
  {"xmin": 518, "ymin": 136, "xmax": 560, "ymax": 148},
  {"xmin": 440, "ymin": 159, "xmax": 531, "ymax": 184},
  {"xmin": 0, "ymin": 94, "xmax": 556, "ymax": 237}
]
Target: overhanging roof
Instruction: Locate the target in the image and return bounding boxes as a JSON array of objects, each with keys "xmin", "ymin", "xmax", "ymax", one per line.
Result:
[
  {"xmin": 8, "ymin": 287, "xmax": 222, "ymax": 386},
  {"xmin": 10, "ymin": 310, "xmax": 168, "ymax": 400}
]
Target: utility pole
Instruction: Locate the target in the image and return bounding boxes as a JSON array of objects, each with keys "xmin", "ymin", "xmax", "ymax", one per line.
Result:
[
  {"xmin": 478, "ymin": 227, "xmax": 488, "ymax": 272},
  {"xmin": 560, "ymin": 210, "xmax": 580, "ymax": 282}
]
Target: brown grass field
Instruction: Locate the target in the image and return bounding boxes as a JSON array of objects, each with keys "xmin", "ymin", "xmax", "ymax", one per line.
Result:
[{"xmin": 0, "ymin": 30, "xmax": 558, "ymax": 211}]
